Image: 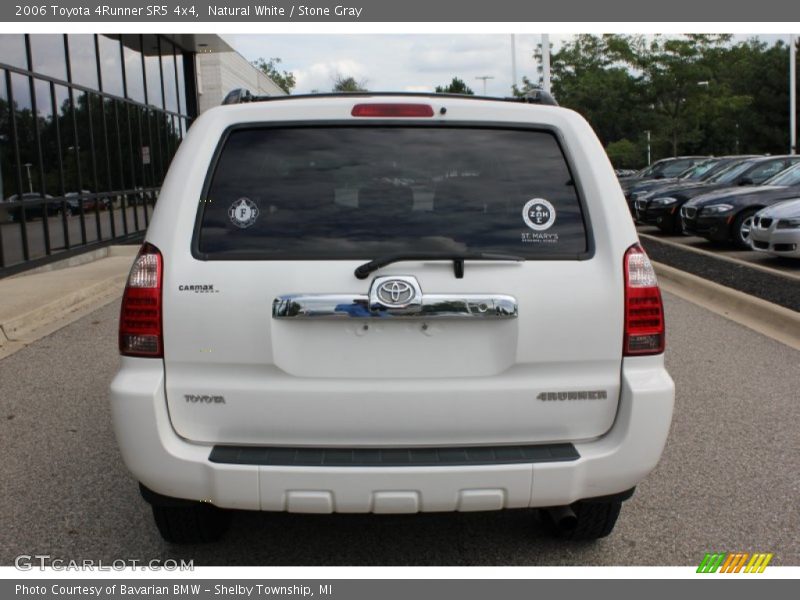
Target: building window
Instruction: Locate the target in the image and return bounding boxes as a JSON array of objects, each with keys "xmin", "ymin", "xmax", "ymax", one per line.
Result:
[
  {"xmin": 11, "ymin": 73, "xmax": 37, "ymax": 195},
  {"xmin": 143, "ymin": 35, "xmax": 163, "ymax": 109},
  {"xmin": 67, "ymin": 34, "xmax": 98, "ymax": 90},
  {"xmin": 0, "ymin": 33, "xmax": 196, "ymax": 274},
  {"xmin": 29, "ymin": 34, "xmax": 67, "ymax": 82},
  {"xmin": 175, "ymin": 48, "xmax": 187, "ymax": 116},
  {"xmin": 161, "ymin": 38, "xmax": 179, "ymax": 114},
  {"xmin": 0, "ymin": 70, "xmax": 15, "ymax": 201},
  {"xmin": 122, "ymin": 35, "xmax": 145, "ymax": 103},
  {"xmin": 54, "ymin": 84, "xmax": 80, "ymax": 194},
  {"xmin": 98, "ymin": 35, "xmax": 124, "ymax": 97},
  {"xmin": 33, "ymin": 78, "xmax": 60, "ymax": 196},
  {"xmin": 0, "ymin": 35, "xmax": 28, "ymax": 71}
]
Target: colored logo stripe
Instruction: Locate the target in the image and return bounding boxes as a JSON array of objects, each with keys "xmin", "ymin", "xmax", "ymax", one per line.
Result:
[
  {"xmin": 697, "ymin": 553, "xmax": 726, "ymax": 573},
  {"xmin": 697, "ymin": 552, "xmax": 773, "ymax": 573},
  {"xmin": 745, "ymin": 553, "xmax": 773, "ymax": 573}
]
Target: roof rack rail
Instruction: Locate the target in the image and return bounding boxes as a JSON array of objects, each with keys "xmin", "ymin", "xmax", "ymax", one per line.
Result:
[
  {"xmin": 220, "ymin": 89, "xmax": 559, "ymax": 107},
  {"xmin": 222, "ymin": 88, "xmax": 255, "ymax": 105},
  {"xmin": 512, "ymin": 88, "xmax": 558, "ymax": 106}
]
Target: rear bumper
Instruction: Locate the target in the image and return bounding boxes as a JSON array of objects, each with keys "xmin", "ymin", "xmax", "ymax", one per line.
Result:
[{"xmin": 110, "ymin": 356, "xmax": 674, "ymax": 513}]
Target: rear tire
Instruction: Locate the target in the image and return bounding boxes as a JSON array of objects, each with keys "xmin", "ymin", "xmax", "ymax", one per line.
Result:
[
  {"xmin": 542, "ymin": 500, "xmax": 622, "ymax": 541},
  {"xmin": 151, "ymin": 503, "xmax": 231, "ymax": 544}
]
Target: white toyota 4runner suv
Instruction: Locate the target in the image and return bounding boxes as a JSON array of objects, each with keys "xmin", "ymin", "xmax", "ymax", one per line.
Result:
[{"xmin": 110, "ymin": 92, "xmax": 674, "ymax": 544}]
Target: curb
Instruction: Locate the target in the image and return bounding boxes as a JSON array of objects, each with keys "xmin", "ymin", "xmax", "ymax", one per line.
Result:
[
  {"xmin": 0, "ymin": 274, "xmax": 126, "ymax": 345},
  {"xmin": 654, "ymin": 261, "xmax": 800, "ymax": 351}
]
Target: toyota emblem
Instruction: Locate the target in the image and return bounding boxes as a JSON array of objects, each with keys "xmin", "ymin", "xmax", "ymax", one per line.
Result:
[{"xmin": 376, "ymin": 280, "xmax": 415, "ymax": 306}]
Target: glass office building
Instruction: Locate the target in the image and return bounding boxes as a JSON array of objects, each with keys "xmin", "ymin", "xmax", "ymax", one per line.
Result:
[{"xmin": 0, "ymin": 34, "xmax": 199, "ymax": 275}]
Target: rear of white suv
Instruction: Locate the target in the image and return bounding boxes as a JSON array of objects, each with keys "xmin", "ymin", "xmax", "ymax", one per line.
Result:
[{"xmin": 110, "ymin": 93, "xmax": 674, "ymax": 543}]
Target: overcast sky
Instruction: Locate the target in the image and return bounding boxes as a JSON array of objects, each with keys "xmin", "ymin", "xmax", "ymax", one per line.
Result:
[
  {"xmin": 223, "ymin": 34, "xmax": 569, "ymax": 95},
  {"xmin": 223, "ymin": 34, "xmax": 788, "ymax": 96}
]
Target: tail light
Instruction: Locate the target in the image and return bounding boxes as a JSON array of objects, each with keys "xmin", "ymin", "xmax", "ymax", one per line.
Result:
[
  {"xmin": 119, "ymin": 243, "xmax": 163, "ymax": 357},
  {"xmin": 623, "ymin": 244, "xmax": 665, "ymax": 356}
]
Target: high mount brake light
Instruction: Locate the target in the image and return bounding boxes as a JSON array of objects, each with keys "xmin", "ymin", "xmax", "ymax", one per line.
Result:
[
  {"xmin": 623, "ymin": 244, "xmax": 665, "ymax": 356},
  {"xmin": 119, "ymin": 243, "xmax": 163, "ymax": 358},
  {"xmin": 351, "ymin": 103, "xmax": 435, "ymax": 118}
]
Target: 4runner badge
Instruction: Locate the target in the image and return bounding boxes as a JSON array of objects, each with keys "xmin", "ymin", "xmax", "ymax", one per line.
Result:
[
  {"xmin": 228, "ymin": 197, "xmax": 259, "ymax": 229},
  {"xmin": 523, "ymin": 198, "xmax": 556, "ymax": 231},
  {"xmin": 537, "ymin": 390, "xmax": 608, "ymax": 401}
]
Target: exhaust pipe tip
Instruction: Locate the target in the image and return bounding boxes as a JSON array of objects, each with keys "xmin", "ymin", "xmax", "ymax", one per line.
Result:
[{"xmin": 544, "ymin": 505, "xmax": 578, "ymax": 532}]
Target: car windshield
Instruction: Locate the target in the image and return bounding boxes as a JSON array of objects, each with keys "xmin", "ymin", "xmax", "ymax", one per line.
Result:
[
  {"xmin": 636, "ymin": 161, "xmax": 667, "ymax": 178},
  {"xmin": 659, "ymin": 158, "xmax": 702, "ymax": 178},
  {"xmin": 764, "ymin": 163, "xmax": 800, "ymax": 186},
  {"xmin": 197, "ymin": 126, "xmax": 589, "ymax": 259},
  {"xmin": 709, "ymin": 161, "xmax": 755, "ymax": 184},
  {"xmin": 678, "ymin": 160, "xmax": 719, "ymax": 180},
  {"xmin": 698, "ymin": 159, "xmax": 745, "ymax": 181}
]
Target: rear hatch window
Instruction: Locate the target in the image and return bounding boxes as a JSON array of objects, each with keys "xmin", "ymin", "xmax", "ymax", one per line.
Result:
[{"xmin": 195, "ymin": 126, "xmax": 589, "ymax": 259}]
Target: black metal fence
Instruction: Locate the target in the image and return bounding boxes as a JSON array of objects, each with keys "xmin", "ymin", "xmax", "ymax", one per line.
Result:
[{"xmin": 0, "ymin": 34, "xmax": 194, "ymax": 277}]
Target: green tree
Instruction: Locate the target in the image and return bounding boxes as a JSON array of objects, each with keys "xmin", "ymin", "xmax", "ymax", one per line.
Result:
[
  {"xmin": 546, "ymin": 34, "xmax": 778, "ymax": 159},
  {"xmin": 252, "ymin": 57, "xmax": 296, "ymax": 94},
  {"xmin": 332, "ymin": 75, "xmax": 368, "ymax": 92},
  {"xmin": 511, "ymin": 75, "xmax": 539, "ymax": 97},
  {"xmin": 548, "ymin": 35, "xmax": 649, "ymax": 149},
  {"xmin": 605, "ymin": 138, "xmax": 642, "ymax": 169},
  {"xmin": 620, "ymin": 35, "xmax": 739, "ymax": 156},
  {"xmin": 710, "ymin": 38, "xmax": 791, "ymax": 154},
  {"xmin": 435, "ymin": 77, "xmax": 474, "ymax": 95}
]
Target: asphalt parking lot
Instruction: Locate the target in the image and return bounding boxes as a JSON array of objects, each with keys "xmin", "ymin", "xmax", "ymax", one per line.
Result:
[{"xmin": 0, "ymin": 293, "xmax": 798, "ymax": 567}]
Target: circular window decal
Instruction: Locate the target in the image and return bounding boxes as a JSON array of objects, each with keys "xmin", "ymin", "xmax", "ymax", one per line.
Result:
[
  {"xmin": 228, "ymin": 197, "xmax": 260, "ymax": 229},
  {"xmin": 522, "ymin": 198, "xmax": 556, "ymax": 231}
]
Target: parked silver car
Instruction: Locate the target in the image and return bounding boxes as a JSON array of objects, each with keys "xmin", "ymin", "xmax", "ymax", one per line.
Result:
[{"xmin": 750, "ymin": 199, "xmax": 800, "ymax": 259}]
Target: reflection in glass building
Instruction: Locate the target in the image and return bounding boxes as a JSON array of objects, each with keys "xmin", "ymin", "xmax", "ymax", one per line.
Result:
[{"xmin": 0, "ymin": 34, "xmax": 202, "ymax": 274}]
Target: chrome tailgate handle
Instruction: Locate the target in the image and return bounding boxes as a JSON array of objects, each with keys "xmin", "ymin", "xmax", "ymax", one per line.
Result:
[
  {"xmin": 272, "ymin": 294, "xmax": 518, "ymax": 319},
  {"xmin": 273, "ymin": 275, "xmax": 517, "ymax": 320}
]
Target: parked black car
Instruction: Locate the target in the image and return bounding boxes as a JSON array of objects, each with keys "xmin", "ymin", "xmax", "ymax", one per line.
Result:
[
  {"xmin": 64, "ymin": 190, "xmax": 110, "ymax": 215},
  {"xmin": 619, "ymin": 156, "xmax": 708, "ymax": 190},
  {"xmin": 634, "ymin": 155, "xmax": 800, "ymax": 234},
  {"xmin": 680, "ymin": 162, "xmax": 800, "ymax": 248},
  {"xmin": 625, "ymin": 156, "xmax": 759, "ymax": 213},
  {"xmin": 3, "ymin": 193, "xmax": 56, "ymax": 221}
]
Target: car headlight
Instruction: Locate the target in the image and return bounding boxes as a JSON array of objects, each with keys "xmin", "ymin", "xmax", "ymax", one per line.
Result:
[
  {"xmin": 651, "ymin": 197, "xmax": 677, "ymax": 206},
  {"xmin": 776, "ymin": 218, "xmax": 800, "ymax": 229},
  {"xmin": 701, "ymin": 203, "xmax": 734, "ymax": 215}
]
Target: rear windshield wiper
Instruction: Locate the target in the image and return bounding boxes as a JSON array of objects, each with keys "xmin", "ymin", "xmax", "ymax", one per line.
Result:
[{"xmin": 355, "ymin": 252, "xmax": 524, "ymax": 280}]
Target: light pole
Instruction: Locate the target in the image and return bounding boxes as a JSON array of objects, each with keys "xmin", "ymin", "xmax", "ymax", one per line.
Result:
[
  {"xmin": 23, "ymin": 163, "xmax": 33, "ymax": 193},
  {"xmin": 541, "ymin": 34, "xmax": 551, "ymax": 94},
  {"xmin": 475, "ymin": 75, "xmax": 494, "ymax": 95},
  {"xmin": 645, "ymin": 131, "xmax": 651, "ymax": 166},
  {"xmin": 791, "ymin": 34, "xmax": 797, "ymax": 154},
  {"xmin": 510, "ymin": 34, "xmax": 518, "ymax": 93}
]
